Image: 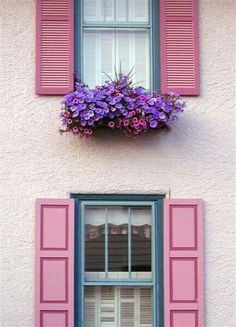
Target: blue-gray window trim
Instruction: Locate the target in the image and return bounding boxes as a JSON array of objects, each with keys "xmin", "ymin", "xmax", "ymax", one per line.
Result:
[
  {"xmin": 74, "ymin": 0, "xmax": 160, "ymax": 92},
  {"xmin": 71, "ymin": 193, "xmax": 164, "ymax": 327}
]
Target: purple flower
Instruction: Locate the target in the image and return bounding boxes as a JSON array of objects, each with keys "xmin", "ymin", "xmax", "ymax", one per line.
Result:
[
  {"xmin": 73, "ymin": 127, "xmax": 79, "ymax": 133},
  {"xmin": 159, "ymin": 112, "xmax": 166, "ymax": 120},
  {"xmin": 123, "ymin": 118, "xmax": 129, "ymax": 127},
  {"xmin": 94, "ymin": 108, "xmax": 102, "ymax": 114},
  {"xmin": 108, "ymin": 121, "xmax": 115, "ymax": 128},
  {"xmin": 83, "ymin": 112, "xmax": 91, "ymax": 120},
  {"xmin": 115, "ymin": 103, "xmax": 123, "ymax": 109},
  {"xmin": 59, "ymin": 72, "xmax": 185, "ymax": 137},
  {"xmin": 148, "ymin": 98, "xmax": 155, "ymax": 105},
  {"xmin": 150, "ymin": 120, "xmax": 158, "ymax": 128}
]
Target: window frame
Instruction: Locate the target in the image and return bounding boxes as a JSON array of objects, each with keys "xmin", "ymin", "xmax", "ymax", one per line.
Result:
[
  {"xmin": 71, "ymin": 193, "xmax": 164, "ymax": 327},
  {"xmin": 74, "ymin": 0, "xmax": 160, "ymax": 92}
]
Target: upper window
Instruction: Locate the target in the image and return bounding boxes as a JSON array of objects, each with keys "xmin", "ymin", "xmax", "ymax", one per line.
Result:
[
  {"xmin": 36, "ymin": 0, "xmax": 200, "ymax": 95},
  {"xmin": 78, "ymin": 0, "xmax": 154, "ymax": 89}
]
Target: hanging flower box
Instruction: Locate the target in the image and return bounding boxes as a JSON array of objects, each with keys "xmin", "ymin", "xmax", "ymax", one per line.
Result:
[{"xmin": 60, "ymin": 73, "xmax": 186, "ymax": 138}]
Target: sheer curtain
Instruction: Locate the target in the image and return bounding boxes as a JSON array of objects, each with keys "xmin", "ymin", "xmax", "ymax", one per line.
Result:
[{"xmin": 82, "ymin": 0, "xmax": 150, "ymax": 88}]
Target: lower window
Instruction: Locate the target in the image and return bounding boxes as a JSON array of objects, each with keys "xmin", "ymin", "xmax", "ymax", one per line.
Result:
[{"xmin": 73, "ymin": 195, "xmax": 163, "ymax": 327}]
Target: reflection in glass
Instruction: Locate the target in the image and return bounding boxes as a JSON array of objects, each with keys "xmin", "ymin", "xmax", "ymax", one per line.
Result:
[
  {"xmin": 85, "ymin": 206, "xmax": 105, "ymax": 272},
  {"xmin": 108, "ymin": 207, "xmax": 129, "ymax": 272},
  {"xmin": 84, "ymin": 205, "xmax": 152, "ymax": 280},
  {"xmin": 131, "ymin": 207, "xmax": 151, "ymax": 272}
]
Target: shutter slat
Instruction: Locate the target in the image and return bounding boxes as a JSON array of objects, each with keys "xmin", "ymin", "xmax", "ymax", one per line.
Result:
[
  {"xmin": 160, "ymin": 0, "xmax": 200, "ymax": 95},
  {"xmin": 36, "ymin": 0, "xmax": 74, "ymax": 95},
  {"xmin": 42, "ymin": 0, "xmax": 70, "ymax": 16},
  {"xmin": 35, "ymin": 199, "xmax": 74, "ymax": 327},
  {"xmin": 164, "ymin": 199, "xmax": 204, "ymax": 327}
]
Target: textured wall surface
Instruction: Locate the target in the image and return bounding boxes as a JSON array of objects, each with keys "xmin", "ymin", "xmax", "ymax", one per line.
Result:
[{"xmin": 0, "ymin": 0, "xmax": 236, "ymax": 326}]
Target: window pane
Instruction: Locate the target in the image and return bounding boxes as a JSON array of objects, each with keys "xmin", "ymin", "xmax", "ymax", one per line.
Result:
[
  {"xmin": 84, "ymin": 204, "xmax": 152, "ymax": 280},
  {"xmin": 84, "ymin": 286, "xmax": 153, "ymax": 327},
  {"xmin": 83, "ymin": 28, "xmax": 150, "ymax": 88},
  {"xmin": 131, "ymin": 207, "xmax": 152, "ymax": 274},
  {"xmin": 128, "ymin": 0, "xmax": 149, "ymax": 22},
  {"xmin": 83, "ymin": 0, "xmax": 149, "ymax": 23},
  {"xmin": 85, "ymin": 206, "xmax": 105, "ymax": 273},
  {"xmin": 108, "ymin": 206, "xmax": 129, "ymax": 273}
]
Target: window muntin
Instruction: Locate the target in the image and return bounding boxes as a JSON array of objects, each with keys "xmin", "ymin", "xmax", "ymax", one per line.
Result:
[
  {"xmin": 81, "ymin": 0, "xmax": 151, "ymax": 89},
  {"xmin": 84, "ymin": 204, "xmax": 153, "ymax": 281}
]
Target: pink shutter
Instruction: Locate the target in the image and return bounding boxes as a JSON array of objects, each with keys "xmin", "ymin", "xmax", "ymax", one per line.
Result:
[
  {"xmin": 35, "ymin": 199, "xmax": 74, "ymax": 327},
  {"xmin": 36, "ymin": 0, "xmax": 74, "ymax": 95},
  {"xmin": 160, "ymin": 0, "xmax": 200, "ymax": 95},
  {"xmin": 164, "ymin": 199, "xmax": 204, "ymax": 327}
]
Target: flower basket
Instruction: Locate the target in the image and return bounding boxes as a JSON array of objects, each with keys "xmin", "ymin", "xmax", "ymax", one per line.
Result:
[{"xmin": 60, "ymin": 73, "xmax": 186, "ymax": 138}]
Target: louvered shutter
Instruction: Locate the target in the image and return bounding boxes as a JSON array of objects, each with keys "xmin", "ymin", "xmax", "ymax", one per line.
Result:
[
  {"xmin": 160, "ymin": 0, "xmax": 200, "ymax": 95},
  {"xmin": 164, "ymin": 199, "xmax": 204, "ymax": 327},
  {"xmin": 36, "ymin": 0, "xmax": 74, "ymax": 95},
  {"xmin": 35, "ymin": 199, "xmax": 74, "ymax": 327},
  {"xmin": 84, "ymin": 286, "xmax": 153, "ymax": 326},
  {"xmin": 120, "ymin": 287, "xmax": 152, "ymax": 327}
]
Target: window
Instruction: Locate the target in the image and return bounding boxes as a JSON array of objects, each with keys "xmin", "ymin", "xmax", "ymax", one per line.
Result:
[
  {"xmin": 36, "ymin": 0, "xmax": 200, "ymax": 95},
  {"xmin": 75, "ymin": 0, "xmax": 159, "ymax": 90},
  {"xmin": 74, "ymin": 195, "xmax": 164, "ymax": 327}
]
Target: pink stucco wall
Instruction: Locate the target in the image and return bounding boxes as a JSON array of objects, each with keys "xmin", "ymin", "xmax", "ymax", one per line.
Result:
[{"xmin": 0, "ymin": 0, "xmax": 235, "ymax": 326}]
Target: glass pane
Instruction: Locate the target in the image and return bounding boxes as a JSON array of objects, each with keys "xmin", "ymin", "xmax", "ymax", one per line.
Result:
[
  {"xmin": 83, "ymin": 0, "xmax": 149, "ymax": 23},
  {"xmin": 108, "ymin": 206, "xmax": 129, "ymax": 273},
  {"xmin": 108, "ymin": 206, "xmax": 129, "ymax": 278},
  {"xmin": 85, "ymin": 206, "xmax": 105, "ymax": 274},
  {"xmin": 84, "ymin": 286, "xmax": 153, "ymax": 327},
  {"xmin": 128, "ymin": 0, "xmax": 149, "ymax": 22},
  {"xmin": 83, "ymin": 28, "xmax": 150, "ymax": 89},
  {"xmin": 131, "ymin": 207, "xmax": 152, "ymax": 274}
]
